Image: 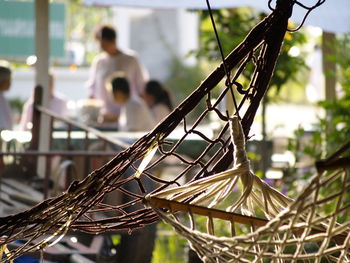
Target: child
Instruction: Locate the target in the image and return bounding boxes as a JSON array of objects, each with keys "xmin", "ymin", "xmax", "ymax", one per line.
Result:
[
  {"xmin": 109, "ymin": 73, "xmax": 155, "ymax": 131},
  {"xmin": 143, "ymin": 80, "xmax": 172, "ymax": 123}
]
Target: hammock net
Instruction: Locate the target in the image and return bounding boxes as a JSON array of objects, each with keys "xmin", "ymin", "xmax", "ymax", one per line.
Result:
[
  {"xmin": 1, "ymin": 0, "xmax": 348, "ymax": 261},
  {"xmin": 148, "ymin": 117, "xmax": 350, "ymax": 262}
]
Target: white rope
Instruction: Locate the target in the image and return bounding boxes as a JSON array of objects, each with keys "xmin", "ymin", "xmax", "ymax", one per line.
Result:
[
  {"xmin": 147, "ymin": 116, "xmax": 350, "ymax": 262},
  {"xmin": 150, "ymin": 170, "xmax": 350, "ymax": 262},
  {"xmin": 149, "ymin": 116, "xmax": 292, "ymax": 219}
]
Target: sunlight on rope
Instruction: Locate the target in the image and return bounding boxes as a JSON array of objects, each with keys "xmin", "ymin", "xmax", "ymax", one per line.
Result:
[
  {"xmin": 148, "ymin": 116, "xmax": 293, "ymax": 219},
  {"xmin": 0, "ymin": 243, "xmax": 13, "ymax": 263},
  {"xmin": 134, "ymin": 135, "xmax": 160, "ymax": 179},
  {"xmin": 0, "ymin": 1, "xmax": 337, "ymax": 261},
  {"xmin": 147, "ymin": 127, "xmax": 350, "ymax": 262}
]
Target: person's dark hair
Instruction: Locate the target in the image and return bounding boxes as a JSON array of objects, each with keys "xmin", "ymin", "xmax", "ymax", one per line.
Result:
[
  {"xmin": 111, "ymin": 76, "xmax": 130, "ymax": 97},
  {"xmin": 95, "ymin": 25, "xmax": 117, "ymax": 41},
  {"xmin": 0, "ymin": 60, "xmax": 11, "ymax": 83},
  {"xmin": 145, "ymin": 80, "xmax": 172, "ymax": 110}
]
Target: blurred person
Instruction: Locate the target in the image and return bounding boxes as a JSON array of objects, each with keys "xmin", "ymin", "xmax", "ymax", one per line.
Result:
[
  {"xmin": 19, "ymin": 74, "xmax": 69, "ymax": 130},
  {"xmin": 0, "ymin": 60, "xmax": 12, "ymax": 130},
  {"xmin": 108, "ymin": 72, "xmax": 154, "ymax": 132},
  {"xmin": 106, "ymin": 73, "xmax": 157, "ymax": 263},
  {"xmin": 143, "ymin": 80, "xmax": 172, "ymax": 123},
  {"xmin": 86, "ymin": 24, "xmax": 149, "ymax": 122}
]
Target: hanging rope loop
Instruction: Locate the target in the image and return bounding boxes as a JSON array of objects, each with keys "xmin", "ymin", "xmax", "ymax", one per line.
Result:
[{"xmin": 205, "ymin": 0, "xmax": 240, "ymax": 116}]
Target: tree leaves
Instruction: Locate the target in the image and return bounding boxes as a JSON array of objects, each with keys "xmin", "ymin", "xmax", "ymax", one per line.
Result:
[{"xmin": 195, "ymin": 8, "xmax": 308, "ymax": 95}]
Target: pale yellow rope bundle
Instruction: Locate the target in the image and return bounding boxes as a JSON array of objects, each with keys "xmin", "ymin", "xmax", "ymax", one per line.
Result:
[
  {"xmin": 149, "ymin": 116, "xmax": 293, "ymax": 219},
  {"xmin": 147, "ymin": 117, "xmax": 350, "ymax": 262},
  {"xmin": 151, "ymin": 168, "xmax": 350, "ymax": 262}
]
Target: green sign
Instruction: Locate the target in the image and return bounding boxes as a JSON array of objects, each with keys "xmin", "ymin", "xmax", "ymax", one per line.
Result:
[{"xmin": 0, "ymin": 1, "xmax": 65, "ymax": 58}]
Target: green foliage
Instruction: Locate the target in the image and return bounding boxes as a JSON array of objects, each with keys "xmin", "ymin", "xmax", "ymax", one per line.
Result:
[
  {"xmin": 286, "ymin": 34, "xmax": 350, "ymax": 202},
  {"xmin": 197, "ymin": 8, "xmax": 258, "ymax": 60},
  {"xmin": 316, "ymin": 97, "xmax": 350, "ymax": 155},
  {"xmin": 290, "ymin": 34, "xmax": 350, "ymax": 160},
  {"xmin": 285, "ymin": 126, "xmax": 316, "ymax": 198},
  {"xmin": 152, "ymin": 222, "xmax": 187, "ymax": 263},
  {"xmin": 165, "ymin": 57, "xmax": 207, "ymax": 101},
  {"xmin": 8, "ymin": 97, "xmax": 24, "ymax": 114},
  {"xmin": 164, "ymin": 57, "xmax": 210, "ymax": 121},
  {"xmin": 303, "ymin": 34, "xmax": 350, "ymax": 157},
  {"xmin": 64, "ymin": 0, "xmax": 112, "ymax": 65},
  {"xmin": 195, "ymin": 8, "xmax": 308, "ymax": 96},
  {"xmin": 337, "ymin": 34, "xmax": 350, "ymax": 90}
]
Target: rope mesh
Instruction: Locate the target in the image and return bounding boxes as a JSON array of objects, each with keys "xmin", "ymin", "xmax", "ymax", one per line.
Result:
[
  {"xmin": 148, "ymin": 117, "xmax": 350, "ymax": 263},
  {"xmin": 0, "ymin": 1, "xmax": 340, "ymax": 261}
]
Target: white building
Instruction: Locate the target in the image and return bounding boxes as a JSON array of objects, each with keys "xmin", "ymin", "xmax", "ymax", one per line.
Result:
[{"xmin": 113, "ymin": 7, "xmax": 199, "ymax": 81}]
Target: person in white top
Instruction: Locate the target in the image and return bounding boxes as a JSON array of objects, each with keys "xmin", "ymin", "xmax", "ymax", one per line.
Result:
[
  {"xmin": 143, "ymin": 80, "xmax": 172, "ymax": 124},
  {"xmin": 108, "ymin": 73, "xmax": 155, "ymax": 132},
  {"xmin": 86, "ymin": 25, "xmax": 149, "ymax": 123},
  {"xmin": 19, "ymin": 75, "xmax": 69, "ymax": 131},
  {"xmin": 0, "ymin": 60, "xmax": 12, "ymax": 130}
]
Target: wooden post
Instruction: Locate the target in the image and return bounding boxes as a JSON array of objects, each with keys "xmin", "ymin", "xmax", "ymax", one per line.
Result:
[
  {"xmin": 28, "ymin": 85, "xmax": 43, "ymax": 174},
  {"xmin": 29, "ymin": 86, "xmax": 43, "ymax": 152},
  {"xmin": 35, "ymin": 0, "xmax": 51, "ymax": 178},
  {"xmin": 322, "ymin": 32, "xmax": 337, "ymax": 101},
  {"xmin": 322, "ymin": 31, "xmax": 336, "ymax": 156}
]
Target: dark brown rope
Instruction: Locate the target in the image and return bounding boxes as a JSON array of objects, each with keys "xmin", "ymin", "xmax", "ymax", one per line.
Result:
[
  {"xmin": 0, "ymin": 1, "xmax": 325, "ymax": 261},
  {"xmin": 205, "ymin": 0, "xmax": 239, "ymax": 116}
]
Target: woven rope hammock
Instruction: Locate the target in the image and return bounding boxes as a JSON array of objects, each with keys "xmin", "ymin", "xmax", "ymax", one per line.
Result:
[
  {"xmin": 147, "ymin": 117, "xmax": 350, "ymax": 263},
  {"xmin": 1, "ymin": 0, "xmax": 344, "ymax": 261},
  {"xmin": 148, "ymin": 116, "xmax": 293, "ymax": 218}
]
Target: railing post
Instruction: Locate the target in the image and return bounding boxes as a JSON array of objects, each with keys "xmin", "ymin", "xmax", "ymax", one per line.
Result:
[{"xmin": 28, "ymin": 85, "xmax": 43, "ymax": 171}]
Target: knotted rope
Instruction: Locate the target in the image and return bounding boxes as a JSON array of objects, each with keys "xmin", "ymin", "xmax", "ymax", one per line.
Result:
[{"xmin": 148, "ymin": 122, "xmax": 350, "ymax": 262}]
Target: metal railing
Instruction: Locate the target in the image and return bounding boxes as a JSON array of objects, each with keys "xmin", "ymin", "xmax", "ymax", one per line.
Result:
[{"xmin": 0, "ymin": 86, "xmax": 129, "ymax": 198}]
